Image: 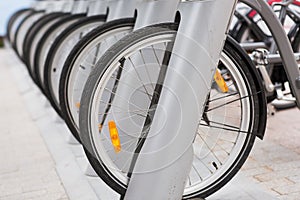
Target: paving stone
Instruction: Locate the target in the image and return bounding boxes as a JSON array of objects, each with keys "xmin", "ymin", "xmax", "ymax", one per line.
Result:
[
  {"xmin": 278, "ymin": 192, "xmax": 300, "ymax": 200},
  {"xmin": 267, "ymin": 160, "xmax": 300, "ymax": 171},
  {"xmin": 287, "ymin": 175, "xmax": 300, "ymax": 183},
  {"xmin": 242, "ymin": 166, "xmax": 273, "ymax": 178},
  {"xmin": 2, "ymin": 41, "xmax": 300, "ymax": 200},
  {"xmin": 254, "ymin": 169, "xmax": 299, "ymax": 182},
  {"xmin": 241, "ymin": 157, "xmax": 263, "ymax": 170},
  {"xmin": 257, "ymin": 178, "xmax": 294, "ymax": 190},
  {"xmin": 22, "ymin": 189, "xmax": 48, "ymax": 199},
  {"xmin": 272, "ymin": 183, "xmax": 300, "ymax": 195}
]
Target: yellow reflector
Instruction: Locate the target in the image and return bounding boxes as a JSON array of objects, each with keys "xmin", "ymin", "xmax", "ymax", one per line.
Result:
[
  {"xmin": 214, "ymin": 69, "xmax": 228, "ymax": 93},
  {"xmin": 108, "ymin": 121, "xmax": 121, "ymax": 153},
  {"xmin": 75, "ymin": 102, "xmax": 81, "ymax": 109}
]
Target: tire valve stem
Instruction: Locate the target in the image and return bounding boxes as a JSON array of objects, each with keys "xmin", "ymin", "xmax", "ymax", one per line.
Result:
[
  {"xmin": 212, "ymin": 162, "xmax": 218, "ymax": 170},
  {"xmin": 108, "ymin": 121, "xmax": 121, "ymax": 153}
]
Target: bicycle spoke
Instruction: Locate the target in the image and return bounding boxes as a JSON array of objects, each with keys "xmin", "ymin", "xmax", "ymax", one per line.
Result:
[
  {"xmin": 103, "ymin": 87, "xmax": 146, "ymax": 111},
  {"xmin": 209, "ymin": 91, "xmax": 239, "ymax": 103},
  {"xmin": 194, "ymin": 153, "xmax": 215, "ymax": 174},
  {"xmin": 201, "ymin": 120, "xmax": 241, "ymax": 131},
  {"xmin": 197, "ymin": 132, "xmax": 223, "ymax": 166},
  {"xmin": 110, "ymin": 74, "xmax": 154, "ymax": 98},
  {"xmin": 207, "ymin": 94, "xmax": 253, "ymax": 112},
  {"xmin": 128, "ymin": 57, "xmax": 153, "ymax": 101},
  {"xmin": 199, "ymin": 123, "xmax": 248, "ymax": 134},
  {"xmin": 192, "ymin": 164, "xmax": 204, "ymax": 182},
  {"xmin": 139, "ymin": 49, "xmax": 155, "ymax": 90},
  {"xmin": 98, "ymin": 100, "xmax": 149, "ymax": 118}
]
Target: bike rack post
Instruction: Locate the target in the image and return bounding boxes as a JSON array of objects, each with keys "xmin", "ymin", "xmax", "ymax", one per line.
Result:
[
  {"xmin": 60, "ymin": 0, "xmax": 77, "ymax": 13},
  {"xmin": 133, "ymin": 0, "xmax": 179, "ymax": 29},
  {"xmin": 106, "ymin": 0, "xmax": 136, "ymax": 21},
  {"xmin": 72, "ymin": 0, "xmax": 90, "ymax": 14},
  {"xmin": 124, "ymin": 0, "xmax": 237, "ymax": 199},
  {"xmin": 33, "ymin": 1, "xmax": 54, "ymax": 11},
  {"xmin": 45, "ymin": 0, "xmax": 75, "ymax": 13},
  {"xmin": 87, "ymin": 0, "xmax": 108, "ymax": 16}
]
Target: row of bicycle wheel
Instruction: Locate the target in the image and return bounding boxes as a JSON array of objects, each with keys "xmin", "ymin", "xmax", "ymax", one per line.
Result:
[{"xmin": 6, "ymin": 0, "xmax": 272, "ymax": 199}]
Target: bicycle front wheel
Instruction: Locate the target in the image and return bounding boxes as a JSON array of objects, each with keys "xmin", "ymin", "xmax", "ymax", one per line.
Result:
[
  {"xmin": 42, "ymin": 15, "xmax": 106, "ymax": 116},
  {"xmin": 59, "ymin": 18, "xmax": 135, "ymax": 142},
  {"xmin": 79, "ymin": 24, "xmax": 265, "ymax": 199}
]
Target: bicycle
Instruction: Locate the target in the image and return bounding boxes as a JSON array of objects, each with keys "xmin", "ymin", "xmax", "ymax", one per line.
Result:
[
  {"xmin": 6, "ymin": 0, "xmax": 300, "ymax": 198},
  {"xmin": 12, "ymin": 0, "xmax": 73, "ymax": 61},
  {"xmin": 231, "ymin": 0, "xmax": 300, "ymax": 106},
  {"xmin": 79, "ymin": 0, "xmax": 300, "ymax": 198},
  {"xmin": 6, "ymin": 8, "xmax": 33, "ymax": 43},
  {"xmin": 58, "ymin": 0, "xmax": 137, "ymax": 142},
  {"xmin": 40, "ymin": 3, "xmax": 107, "ymax": 117},
  {"xmin": 6, "ymin": 0, "xmax": 51, "ymax": 45},
  {"xmin": 31, "ymin": 1, "xmax": 91, "ymax": 95}
]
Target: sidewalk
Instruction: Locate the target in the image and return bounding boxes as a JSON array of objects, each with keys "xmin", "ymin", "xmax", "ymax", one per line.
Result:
[
  {"xmin": 1, "ymin": 47, "xmax": 300, "ymax": 199},
  {"xmin": 240, "ymin": 108, "xmax": 300, "ymax": 200},
  {"xmin": 0, "ymin": 49, "xmax": 68, "ymax": 199}
]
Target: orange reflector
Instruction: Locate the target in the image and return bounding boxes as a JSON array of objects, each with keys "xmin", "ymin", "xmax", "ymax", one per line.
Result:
[
  {"xmin": 75, "ymin": 102, "xmax": 81, "ymax": 109},
  {"xmin": 214, "ymin": 69, "xmax": 228, "ymax": 93},
  {"xmin": 108, "ymin": 121, "xmax": 121, "ymax": 153}
]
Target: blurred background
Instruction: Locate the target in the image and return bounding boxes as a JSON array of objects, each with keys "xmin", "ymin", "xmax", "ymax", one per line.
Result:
[{"xmin": 0, "ymin": 0, "xmax": 32, "ymax": 44}]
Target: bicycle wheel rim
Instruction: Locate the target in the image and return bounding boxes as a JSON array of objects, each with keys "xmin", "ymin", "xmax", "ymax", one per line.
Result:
[{"xmin": 83, "ymin": 27, "xmax": 256, "ymax": 198}]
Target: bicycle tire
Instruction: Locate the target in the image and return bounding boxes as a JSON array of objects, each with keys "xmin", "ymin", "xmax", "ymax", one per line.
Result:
[
  {"xmin": 14, "ymin": 10, "xmax": 45, "ymax": 60},
  {"xmin": 26, "ymin": 13, "xmax": 71, "ymax": 84},
  {"xmin": 79, "ymin": 23, "xmax": 266, "ymax": 199},
  {"xmin": 33, "ymin": 13, "xmax": 86, "ymax": 93},
  {"xmin": 8, "ymin": 8, "xmax": 34, "ymax": 45},
  {"xmin": 59, "ymin": 18, "xmax": 135, "ymax": 142},
  {"xmin": 6, "ymin": 8, "xmax": 33, "ymax": 42},
  {"xmin": 22, "ymin": 12, "xmax": 68, "ymax": 69},
  {"xmin": 12, "ymin": 9, "xmax": 42, "ymax": 52},
  {"xmin": 43, "ymin": 14, "xmax": 107, "ymax": 117}
]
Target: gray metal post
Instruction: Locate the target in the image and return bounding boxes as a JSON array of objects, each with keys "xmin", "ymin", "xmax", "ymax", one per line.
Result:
[
  {"xmin": 33, "ymin": 1, "xmax": 54, "ymax": 11},
  {"xmin": 106, "ymin": 0, "xmax": 137, "ymax": 21},
  {"xmin": 134, "ymin": 0, "xmax": 179, "ymax": 29},
  {"xmin": 60, "ymin": 0, "xmax": 76, "ymax": 13},
  {"xmin": 87, "ymin": 0, "xmax": 108, "ymax": 16},
  {"xmin": 45, "ymin": 0, "xmax": 75, "ymax": 13},
  {"xmin": 124, "ymin": 0, "xmax": 237, "ymax": 199},
  {"xmin": 72, "ymin": 0, "xmax": 90, "ymax": 14}
]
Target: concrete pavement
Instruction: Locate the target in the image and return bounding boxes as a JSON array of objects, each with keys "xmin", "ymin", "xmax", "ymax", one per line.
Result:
[{"xmin": 1, "ymin": 46, "xmax": 300, "ymax": 199}]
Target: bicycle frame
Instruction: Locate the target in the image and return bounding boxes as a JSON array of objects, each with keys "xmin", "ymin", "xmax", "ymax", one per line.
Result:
[
  {"xmin": 232, "ymin": 0, "xmax": 300, "ymax": 44},
  {"xmin": 232, "ymin": 0, "xmax": 300, "ymax": 96},
  {"xmin": 241, "ymin": 0, "xmax": 300, "ymax": 104}
]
